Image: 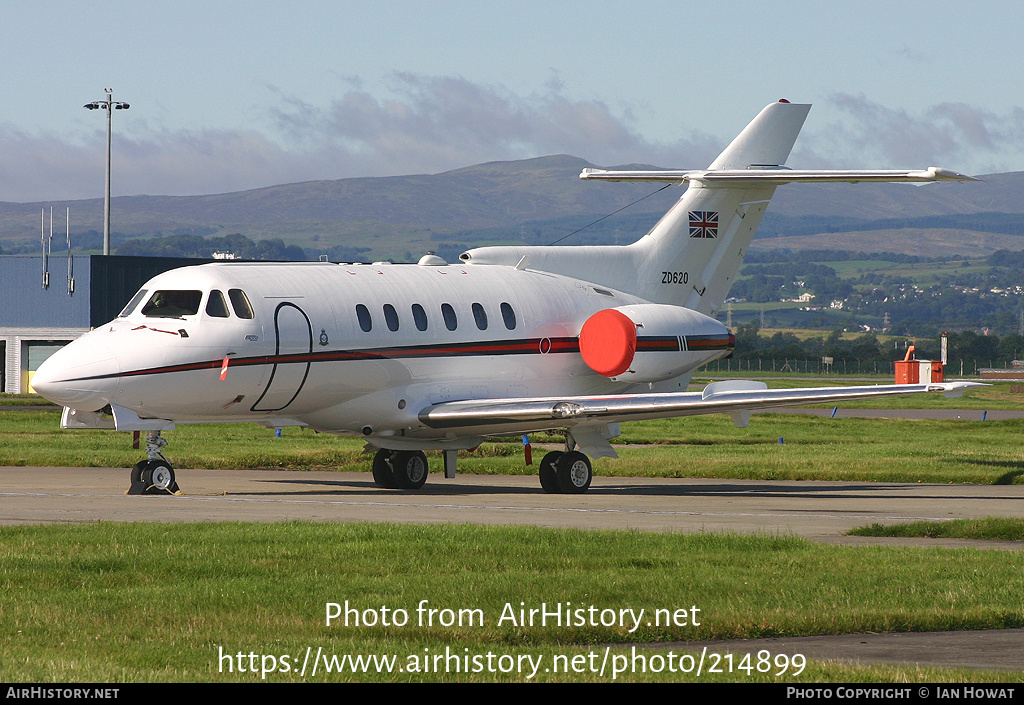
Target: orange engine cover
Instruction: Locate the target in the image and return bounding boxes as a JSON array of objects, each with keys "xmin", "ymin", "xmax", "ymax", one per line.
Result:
[
  {"xmin": 578, "ymin": 308, "xmax": 637, "ymax": 377},
  {"xmin": 578, "ymin": 304, "xmax": 733, "ymax": 383}
]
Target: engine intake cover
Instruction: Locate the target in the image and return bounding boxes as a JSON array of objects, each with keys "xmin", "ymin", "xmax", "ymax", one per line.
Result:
[
  {"xmin": 579, "ymin": 308, "xmax": 636, "ymax": 377},
  {"xmin": 579, "ymin": 304, "xmax": 732, "ymax": 383}
]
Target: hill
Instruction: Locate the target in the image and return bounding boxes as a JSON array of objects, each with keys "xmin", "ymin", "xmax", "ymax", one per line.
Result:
[{"xmin": 2, "ymin": 157, "xmax": 1023, "ymax": 260}]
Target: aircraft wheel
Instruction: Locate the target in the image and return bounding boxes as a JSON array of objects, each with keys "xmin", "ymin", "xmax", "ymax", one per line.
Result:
[
  {"xmin": 372, "ymin": 449, "xmax": 398, "ymax": 489},
  {"xmin": 539, "ymin": 451, "xmax": 563, "ymax": 493},
  {"xmin": 130, "ymin": 461, "xmax": 146, "ymax": 484},
  {"xmin": 391, "ymin": 450, "xmax": 429, "ymax": 490},
  {"xmin": 555, "ymin": 451, "xmax": 592, "ymax": 494},
  {"xmin": 132, "ymin": 458, "xmax": 179, "ymax": 494}
]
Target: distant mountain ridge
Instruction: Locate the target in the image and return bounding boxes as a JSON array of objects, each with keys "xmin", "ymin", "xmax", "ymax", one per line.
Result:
[{"xmin": 2, "ymin": 155, "xmax": 1023, "ymax": 259}]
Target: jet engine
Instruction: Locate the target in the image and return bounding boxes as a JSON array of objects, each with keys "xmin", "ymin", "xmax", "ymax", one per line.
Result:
[{"xmin": 578, "ymin": 304, "xmax": 734, "ymax": 383}]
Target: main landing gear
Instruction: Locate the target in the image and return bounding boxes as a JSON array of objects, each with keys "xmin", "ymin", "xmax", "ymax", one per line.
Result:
[
  {"xmin": 367, "ymin": 442, "xmax": 595, "ymax": 494},
  {"xmin": 372, "ymin": 449, "xmax": 429, "ymax": 490},
  {"xmin": 128, "ymin": 430, "xmax": 180, "ymax": 495},
  {"xmin": 538, "ymin": 450, "xmax": 593, "ymax": 494}
]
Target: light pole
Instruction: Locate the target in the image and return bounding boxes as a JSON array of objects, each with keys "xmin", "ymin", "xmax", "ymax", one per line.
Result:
[{"xmin": 84, "ymin": 89, "xmax": 129, "ymax": 256}]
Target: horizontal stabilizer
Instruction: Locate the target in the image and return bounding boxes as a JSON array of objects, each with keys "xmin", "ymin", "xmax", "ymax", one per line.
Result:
[{"xmin": 579, "ymin": 166, "xmax": 978, "ymax": 184}]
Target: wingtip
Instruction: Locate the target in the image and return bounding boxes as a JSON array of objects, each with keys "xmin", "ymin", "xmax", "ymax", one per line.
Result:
[{"xmin": 928, "ymin": 167, "xmax": 982, "ymax": 182}]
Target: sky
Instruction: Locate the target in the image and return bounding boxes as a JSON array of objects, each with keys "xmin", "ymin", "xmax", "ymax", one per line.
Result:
[{"xmin": 2, "ymin": 0, "xmax": 1023, "ymax": 202}]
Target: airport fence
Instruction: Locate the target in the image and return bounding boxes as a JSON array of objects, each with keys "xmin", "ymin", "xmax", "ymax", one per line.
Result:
[{"xmin": 703, "ymin": 358, "xmax": 1001, "ymax": 378}]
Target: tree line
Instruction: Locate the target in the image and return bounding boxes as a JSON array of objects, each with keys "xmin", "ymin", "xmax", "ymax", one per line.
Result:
[
  {"xmin": 116, "ymin": 232, "xmax": 306, "ymax": 260},
  {"xmin": 734, "ymin": 323, "xmax": 1024, "ymax": 366}
]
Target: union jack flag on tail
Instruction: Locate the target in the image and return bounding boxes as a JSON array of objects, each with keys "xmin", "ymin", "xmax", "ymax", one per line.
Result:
[{"xmin": 688, "ymin": 211, "xmax": 718, "ymax": 238}]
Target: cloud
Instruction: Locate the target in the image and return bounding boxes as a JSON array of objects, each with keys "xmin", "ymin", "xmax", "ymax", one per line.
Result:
[
  {"xmin": 0, "ymin": 74, "xmax": 721, "ymax": 202},
  {"xmin": 796, "ymin": 93, "xmax": 1024, "ymax": 174},
  {"xmin": 0, "ymin": 126, "xmax": 102, "ymax": 203},
  {"xmin": 269, "ymin": 73, "xmax": 721, "ymax": 176},
  {"xmin": 5, "ymin": 79, "xmax": 1022, "ymax": 203},
  {"xmin": 0, "ymin": 123, "xmax": 315, "ymax": 202}
]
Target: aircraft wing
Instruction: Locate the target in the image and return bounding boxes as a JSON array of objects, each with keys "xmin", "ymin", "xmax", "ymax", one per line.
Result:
[
  {"xmin": 418, "ymin": 380, "xmax": 982, "ymax": 432},
  {"xmin": 579, "ymin": 166, "xmax": 978, "ymax": 184}
]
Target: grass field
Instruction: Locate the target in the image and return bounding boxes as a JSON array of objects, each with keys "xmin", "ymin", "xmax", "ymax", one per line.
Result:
[
  {"xmin": 821, "ymin": 258, "xmax": 992, "ymax": 285},
  {"xmin": 2, "ymin": 388, "xmax": 1022, "ymax": 484},
  {"xmin": 2, "ymin": 522, "xmax": 1022, "ymax": 682},
  {"xmin": 3, "ymin": 390, "xmax": 1024, "ymax": 682},
  {"xmin": 849, "ymin": 518, "xmax": 1024, "ymax": 541}
]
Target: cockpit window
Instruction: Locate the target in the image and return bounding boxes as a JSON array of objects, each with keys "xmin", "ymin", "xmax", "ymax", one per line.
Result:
[
  {"xmin": 206, "ymin": 290, "xmax": 230, "ymax": 318},
  {"xmin": 118, "ymin": 289, "xmax": 148, "ymax": 317},
  {"xmin": 141, "ymin": 290, "xmax": 202, "ymax": 318},
  {"xmin": 228, "ymin": 289, "xmax": 254, "ymax": 319}
]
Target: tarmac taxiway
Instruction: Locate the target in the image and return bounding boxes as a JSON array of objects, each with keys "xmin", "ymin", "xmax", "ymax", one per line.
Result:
[
  {"xmin": 3, "ymin": 465, "xmax": 1022, "ymax": 549},
  {"xmin": 4, "ymin": 465, "xmax": 1023, "ymax": 673}
]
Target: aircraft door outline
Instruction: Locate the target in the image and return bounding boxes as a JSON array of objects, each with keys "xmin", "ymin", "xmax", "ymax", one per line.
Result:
[{"xmin": 250, "ymin": 301, "xmax": 313, "ymax": 413}]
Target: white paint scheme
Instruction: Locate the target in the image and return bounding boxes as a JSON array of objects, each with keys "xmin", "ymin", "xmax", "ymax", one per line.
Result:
[{"xmin": 31, "ymin": 101, "xmax": 980, "ymax": 494}]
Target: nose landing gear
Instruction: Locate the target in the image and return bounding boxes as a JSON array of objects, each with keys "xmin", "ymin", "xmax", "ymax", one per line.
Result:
[{"xmin": 128, "ymin": 431, "xmax": 180, "ymax": 495}]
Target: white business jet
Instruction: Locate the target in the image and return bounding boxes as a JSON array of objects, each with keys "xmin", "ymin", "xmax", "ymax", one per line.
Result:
[{"xmin": 32, "ymin": 100, "xmax": 978, "ymax": 495}]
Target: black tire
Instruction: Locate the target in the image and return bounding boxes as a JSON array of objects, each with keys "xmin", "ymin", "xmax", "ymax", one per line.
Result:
[
  {"xmin": 372, "ymin": 449, "xmax": 398, "ymax": 489},
  {"xmin": 555, "ymin": 451, "xmax": 592, "ymax": 494},
  {"xmin": 391, "ymin": 450, "xmax": 429, "ymax": 490},
  {"xmin": 538, "ymin": 451, "xmax": 563, "ymax": 494},
  {"xmin": 139, "ymin": 458, "xmax": 178, "ymax": 494}
]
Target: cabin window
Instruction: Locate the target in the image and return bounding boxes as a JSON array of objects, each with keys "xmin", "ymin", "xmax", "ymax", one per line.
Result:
[
  {"xmin": 228, "ymin": 289, "xmax": 254, "ymax": 319},
  {"xmin": 383, "ymin": 304, "xmax": 400, "ymax": 331},
  {"xmin": 472, "ymin": 302, "xmax": 488, "ymax": 330},
  {"xmin": 141, "ymin": 290, "xmax": 202, "ymax": 318},
  {"xmin": 411, "ymin": 303, "xmax": 428, "ymax": 331},
  {"xmin": 118, "ymin": 289, "xmax": 148, "ymax": 317},
  {"xmin": 356, "ymin": 304, "xmax": 372, "ymax": 332},
  {"xmin": 500, "ymin": 302, "xmax": 517, "ymax": 330},
  {"xmin": 441, "ymin": 303, "xmax": 458, "ymax": 331},
  {"xmin": 206, "ymin": 290, "xmax": 230, "ymax": 318}
]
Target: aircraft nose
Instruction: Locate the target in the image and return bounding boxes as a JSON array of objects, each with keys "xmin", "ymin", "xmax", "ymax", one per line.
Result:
[{"xmin": 32, "ymin": 336, "xmax": 120, "ymax": 411}]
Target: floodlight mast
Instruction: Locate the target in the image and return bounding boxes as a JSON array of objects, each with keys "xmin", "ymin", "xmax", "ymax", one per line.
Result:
[{"xmin": 83, "ymin": 89, "xmax": 129, "ymax": 256}]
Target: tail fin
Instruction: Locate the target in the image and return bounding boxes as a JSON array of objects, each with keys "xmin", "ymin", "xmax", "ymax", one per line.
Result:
[
  {"xmin": 625, "ymin": 101, "xmax": 810, "ymax": 314},
  {"xmin": 461, "ymin": 101, "xmax": 973, "ymax": 315},
  {"xmin": 708, "ymin": 100, "xmax": 809, "ymax": 170}
]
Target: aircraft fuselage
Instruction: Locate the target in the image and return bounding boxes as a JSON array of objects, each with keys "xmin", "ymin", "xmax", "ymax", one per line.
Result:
[{"xmin": 34, "ymin": 260, "xmax": 733, "ymax": 445}]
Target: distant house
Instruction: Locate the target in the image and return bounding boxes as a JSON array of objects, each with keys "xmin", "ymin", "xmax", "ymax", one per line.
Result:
[{"xmin": 784, "ymin": 292, "xmax": 815, "ymax": 303}]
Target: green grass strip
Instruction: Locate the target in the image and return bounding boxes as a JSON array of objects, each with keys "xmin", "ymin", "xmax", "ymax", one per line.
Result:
[
  {"xmin": 3, "ymin": 409, "xmax": 1024, "ymax": 485},
  {"xmin": 2, "ymin": 522, "xmax": 1023, "ymax": 682},
  {"xmin": 850, "ymin": 517, "xmax": 1024, "ymax": 541}
]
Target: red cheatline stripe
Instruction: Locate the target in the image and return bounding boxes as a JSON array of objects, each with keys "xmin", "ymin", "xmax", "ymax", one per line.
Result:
[
  {"xmin": 684, "ymin": 336, "xmax": 733, "ymax": 350},
  {"xmin": 59, "ymin": 337, "xmax": 583, "ymax": 383},
  {"xmin": 637, "ymin": 337, "xmax": 680, "ymax": 351}
]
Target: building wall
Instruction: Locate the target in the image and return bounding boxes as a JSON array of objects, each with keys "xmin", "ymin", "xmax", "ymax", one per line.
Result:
[
  {"xmin": 0, "ymin": 255, "xmax": 91, "ymax": 328},
  {"xmin": 0, "ymin": 254, "xmax": 209, "ymax": 394}
]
